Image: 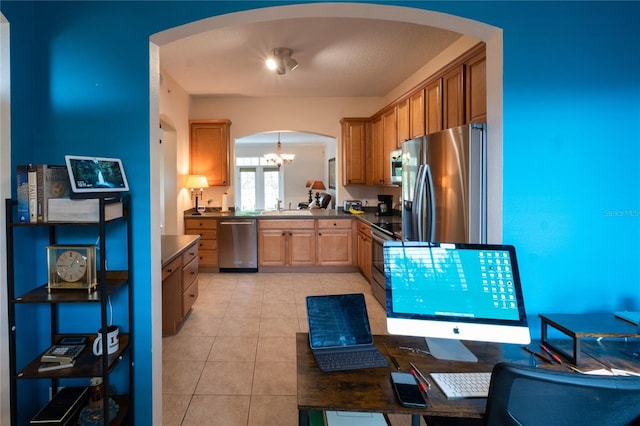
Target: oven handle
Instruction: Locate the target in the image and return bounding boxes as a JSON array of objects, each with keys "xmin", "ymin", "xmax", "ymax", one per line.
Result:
[{"xmin": 371, "ymin": 229, "xmax": 394, "ymax": 244}]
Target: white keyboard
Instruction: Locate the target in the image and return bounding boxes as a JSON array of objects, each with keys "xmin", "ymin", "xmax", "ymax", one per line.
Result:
[{"xmin": 430, "ymin": 372, "xmax": 491, "ymax": 398}]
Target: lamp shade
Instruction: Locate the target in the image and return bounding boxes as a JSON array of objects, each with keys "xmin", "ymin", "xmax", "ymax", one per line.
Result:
[
  {"xmin": 305, "ymin": 180, "xmax": 314, "ymax": 188},
  {"xmin": 310, "ymin": 181, "xmax": 326, "ymax": 191},
  {"xmin": 185, "ymin": 175, "xmax": 209, "ymax": 189}
]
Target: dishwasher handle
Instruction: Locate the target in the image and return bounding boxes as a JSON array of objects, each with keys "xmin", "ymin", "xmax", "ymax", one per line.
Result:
[{"xmin": 219, "ymin": 221, "xmax": 255, "ymax": 225}]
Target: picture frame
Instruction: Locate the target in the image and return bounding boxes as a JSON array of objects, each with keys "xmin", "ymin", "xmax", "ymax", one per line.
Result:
[{"xmin": 328, "ymin": 158, "xmax": 336, "ymax": 189}]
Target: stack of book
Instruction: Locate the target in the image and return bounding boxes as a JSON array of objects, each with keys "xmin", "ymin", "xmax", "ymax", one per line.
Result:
[
  {"xmin": 38, "ymin": 344, "xmax": 86, "ymax": 372},
  {"xmin": 16, "ymin": 164, "xmax": 71, "ymax": 223}
]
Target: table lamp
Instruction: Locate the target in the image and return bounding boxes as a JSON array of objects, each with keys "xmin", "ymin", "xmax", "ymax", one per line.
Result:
[
  {"xmin": 310, "ymin": 180, "xmax": 326, "ymax": 204},
  {"xmin": 186, "ymin": 174, "xmax": 209, "ymax": 215},
  {"xmin": 305, "ymin": 180, "xmax": 314, "ymax": 203}
]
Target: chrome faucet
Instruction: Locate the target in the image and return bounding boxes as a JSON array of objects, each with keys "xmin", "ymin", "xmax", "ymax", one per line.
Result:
[{"xmin": 276, "ymin": 198, "xmax": 282, "ymax": 211}]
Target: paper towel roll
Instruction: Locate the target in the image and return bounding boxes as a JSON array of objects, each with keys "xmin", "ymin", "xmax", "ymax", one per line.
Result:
[{"xmin": 221, "ymin": 193, "xmax": 229, "ymax": 212}]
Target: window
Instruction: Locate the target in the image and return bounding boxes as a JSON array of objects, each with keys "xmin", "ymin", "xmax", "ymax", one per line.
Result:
[{"xmin": 236, "ymin": 157, "xmax": 281, "ymax": 210}]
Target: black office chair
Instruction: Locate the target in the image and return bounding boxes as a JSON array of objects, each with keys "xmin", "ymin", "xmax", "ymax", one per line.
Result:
[
  {"xmin": 426, "ymin": 362, "xmax": 640, "ymax": 426},
  {"xmin": 484, "ymin": 362, "xmax": 640, "ymax": 426}
]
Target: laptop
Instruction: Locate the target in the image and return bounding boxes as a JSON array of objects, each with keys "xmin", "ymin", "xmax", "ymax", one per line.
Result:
[
  {"xmin": 306, "ymin": 293, "xmax": 389, "ymax": 372},
  {"xmin": 615, "ymin": 311, "xmax": 640, "ymax": 326}
]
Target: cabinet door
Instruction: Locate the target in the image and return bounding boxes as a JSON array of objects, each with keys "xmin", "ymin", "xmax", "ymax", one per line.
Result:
[
  {"xmin": 288, "ymin": 229, "xmax": 316, "ymax": 266},
  {"xmin": 162, "ymin": 263, "xmax": 182, "ymax": 335},
  {"xmin": 382, "ymin": 108, "xmax": 397, "ymax": 184},
  {"xmin": 465, "ymin": 51, "xmax": 487, "ymax": 124},
  {"xmin": 443, "ymin": 65, "xmax": 465, "ymax": 129},
  {"xmin": 190, "ymin": 119, "xmax": 231, "ymax": 186},
  {"xmin": 258, "ymin": 229, "xmax": 287, "ymax": 266},
  {"xmin": 340, "ymin": 118, "xmax": 367, "ymax": 185},
  {"xmin": 396, "ymin": 99, "xmax": 410, "ymax": 144},
  {"xmin": 409, "ymin": 89, "xmax": 426, "ymax": 139},
  {"xmin": 368, "ymin": 116, "xmax": 385, "ymax": 185},
  {"xmin": 425, "ymin": 79, "xmax": 443, "ymax": 134},
  {"xmin": 357, "ymin": 229, "xmax": 372, "ymax": 281},
  {"xmin": 317, "ymin": 228, "xmax": 353, "ymax": 266}
]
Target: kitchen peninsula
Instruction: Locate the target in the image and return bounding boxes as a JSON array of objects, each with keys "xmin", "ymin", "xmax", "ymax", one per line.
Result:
[{"xmin": 183, "ymin": 208, "xmax": 401, "ymax": 276}]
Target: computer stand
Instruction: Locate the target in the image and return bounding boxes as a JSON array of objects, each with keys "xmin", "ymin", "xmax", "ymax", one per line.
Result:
[{"xmin": 425, "ymin": 338, "xmax": 478, "ymax": 362}]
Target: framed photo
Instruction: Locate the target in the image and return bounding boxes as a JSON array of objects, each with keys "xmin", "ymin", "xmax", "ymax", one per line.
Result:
[{"xmin": 328, "ymin": 158, "xmax": 336, "ymax": 189}]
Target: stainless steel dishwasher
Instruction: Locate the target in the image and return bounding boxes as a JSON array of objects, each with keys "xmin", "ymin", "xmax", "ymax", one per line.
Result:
[{"xmin": 218, "ymin": 219, "xmax": 258, "ymax": 272}]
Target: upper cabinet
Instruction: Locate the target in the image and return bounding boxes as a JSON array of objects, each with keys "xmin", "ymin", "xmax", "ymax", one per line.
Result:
[
  {"xmin": 396, "ymin": 98, "xmax": 410, "ymax": 144},
  {"xmin": 189, "ymin": 119, "xmax": 231, "ymax": 186},
  {"xmin": 465, "ymin": 50, "xmax": 487, "ymax": 124},
  {"xmin": 409, "ymin": 89, "xmax": 426, "ymax": 139},
  {"xmin": 425, "ymin": 78, "xmax": 443, "ymax": 135},
  {"xmin": 341, "ymin": 43, "xmax": 486, "ymax": 186},
  {"xmin": 340, "ymin": 118, "xmax": 368, "ymax": 185},
  {"xmin": 443, "ymin": 64, "xmax": 465, "ymax": 129}
]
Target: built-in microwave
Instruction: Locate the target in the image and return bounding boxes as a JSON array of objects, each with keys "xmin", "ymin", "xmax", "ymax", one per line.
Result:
[{"xmin": 390, "ymin": 149, "xmax": 402, "ymax": 184}]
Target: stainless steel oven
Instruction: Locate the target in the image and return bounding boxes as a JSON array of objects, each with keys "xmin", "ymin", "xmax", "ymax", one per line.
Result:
[{"xmin": 370, "ymin": 228, "xmax": 394, "ymax": 307}]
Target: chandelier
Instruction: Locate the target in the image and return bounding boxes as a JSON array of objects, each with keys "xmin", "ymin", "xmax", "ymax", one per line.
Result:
[{"xmin": 264, "ymin": 132, "xmax": 295, "ymax": 167}]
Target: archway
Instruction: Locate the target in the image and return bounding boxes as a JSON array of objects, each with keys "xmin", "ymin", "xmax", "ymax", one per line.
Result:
[{"xmin": 149, "ymin": 3, "xmax": 503, "ymax": 421}]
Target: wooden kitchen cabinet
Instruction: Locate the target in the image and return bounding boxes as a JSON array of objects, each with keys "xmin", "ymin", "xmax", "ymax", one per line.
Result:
[
  {"xmin": 465, "ymin": 50, "xmax": 487, "ymax": 124},
  {"xmin": 356, "ymin": 221, "xmax": 372, "ymax": 281},
  {"xmin": 368, "ymin": 108, "xmax": 397, "ymax": 186},
  {"xmin": 258, "ymin": 220, "xmax": 315, "ymax": 267},
  {"xmin": 425, "ymin": 78, "xmax": 443, "ymax": 134},
  {"xmin": 184, "ymin": 218, "xmax": 218, "ymax": 271},
  {"xmin": 409, "ymin": 88, "xmax": 426, "ymax": 139},
  {"xmin": 443, "ymin": 65, "xmax": 465, "ymax": 129},
  {"xmin": 368, "ymin": 115, "xmax": 385, "ymax": 185},
  {"xmin": 189, "ymin": 119, "xmax": 231, "ymax": 186},
  {"xmin": 162, "ymin": 237, "xmax": 199, "ymax": 335},
  {"xmin": 340, "ymin": 118, "xmax": 368, "ymax": 185},
  {"xmin": 396, "ymin": 98, "xmax": 410, "ymax": 144},
  {"xmin": 316, "ymin": 219, "xmax": 355, "ymax": 266}
]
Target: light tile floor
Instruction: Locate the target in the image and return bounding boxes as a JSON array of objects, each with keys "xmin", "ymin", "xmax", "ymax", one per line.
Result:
[{"xmin": 162, "ymin": 272, "xmax": 424, "ymax": 426}]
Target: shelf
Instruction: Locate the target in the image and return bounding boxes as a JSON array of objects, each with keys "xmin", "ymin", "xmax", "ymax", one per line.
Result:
[
  {"xmin": 17, "ymin": 334, "xmax": 130, "ymax": 379},
  {"xmin": 13, "ymin": 271, "xmax": 128, "ymax": 303}
]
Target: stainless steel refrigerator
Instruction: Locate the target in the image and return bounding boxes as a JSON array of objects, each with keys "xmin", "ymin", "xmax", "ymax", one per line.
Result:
[{"xmin": 401, "ymin": 123, "xmax": 487, "ymax": 243}]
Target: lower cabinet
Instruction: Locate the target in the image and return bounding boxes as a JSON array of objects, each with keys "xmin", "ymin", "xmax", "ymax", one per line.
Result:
[
  {"xmin": 184, "ymin": 218, "xmax": 218, "ymax": 271},
  {"xmin": 258, "ymin": 220, "xmax": 315, "ymax": 267},
  {"xmin": 356, "ymin": 221, "xmax": 372, "ymax": 281},
  {"xmin": 316, "ymin": 219, "xmax": 355, "ymax": 266},
  {"xmin": 162, "ymin": 239, "xmax": 199, "ymax": 335}
]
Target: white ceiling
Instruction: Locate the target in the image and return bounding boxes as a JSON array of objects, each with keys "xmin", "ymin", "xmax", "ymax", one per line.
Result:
[{"xmin": 160, "ymin": 17, "xmax": 463, "ymax": 143}]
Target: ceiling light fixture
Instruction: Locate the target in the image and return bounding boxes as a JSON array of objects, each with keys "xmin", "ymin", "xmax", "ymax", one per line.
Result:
[
  {"xmin": 264, "ymin": 132, "xmax": 295, "ymax": 167},
  {"xmin": 266, "ymin": 47, "xmax": 298, "ymax": 75}
]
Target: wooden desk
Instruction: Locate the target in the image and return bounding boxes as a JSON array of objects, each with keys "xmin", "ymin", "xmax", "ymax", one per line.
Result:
[{"xmin": 296, "ymin": 333, "xmax": 640, "ymax": 425}]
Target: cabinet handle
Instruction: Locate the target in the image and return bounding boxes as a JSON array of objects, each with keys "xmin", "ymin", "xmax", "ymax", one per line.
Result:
[{"xmin": 167, "ymin": 268, "xmax": 173, "ymax": 273}]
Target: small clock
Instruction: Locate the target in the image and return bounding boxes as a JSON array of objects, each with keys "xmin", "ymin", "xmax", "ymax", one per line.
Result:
[{"xmin": 47, "ymin": 245, "xmax": 97, "ymax": 292}]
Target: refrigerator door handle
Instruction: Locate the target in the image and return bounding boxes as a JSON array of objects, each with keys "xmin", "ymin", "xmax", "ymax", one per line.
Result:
[
  {"xmin": 414, "ymin": 165, "xmax": 426, "ymax": 241},
  {"xmin": 424, "ymin": 164, "xmax": 436, "ymax": 242}
]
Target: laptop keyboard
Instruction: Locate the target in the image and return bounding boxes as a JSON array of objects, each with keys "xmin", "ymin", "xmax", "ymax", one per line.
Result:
[
  {"xmin": 430, "ymin": 372, "xmax": 492, "ymax": 398},
  {"xmin": 314, "ymin": 349, "xmax": 389, "ymax": 372}
]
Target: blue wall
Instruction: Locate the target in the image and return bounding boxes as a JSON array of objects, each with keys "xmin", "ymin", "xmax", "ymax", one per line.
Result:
[{"xmin": 2, "ymin": 1, "xmax": 639, "ymax": 424}]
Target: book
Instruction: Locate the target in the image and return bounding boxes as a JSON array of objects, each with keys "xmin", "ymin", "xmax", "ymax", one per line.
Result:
[
  {"xmin": 324, "ymin": 411, "xmax": 387, "ymax": 426},
  {"xmin": 37, "ymin": 359, "xmax": 75, "ymax": 372},
  {"xmin": 16, "ymin": 165, "xmax": 30, "ymax": 223},
  {"xmin": 28, "ymin": 164, "xmax": 37, "ymax": 223},
  {"xmin": 36, "ymin": 164, "xmax": 71, "ymax": 222},
  {"xmin": 30, "ymin": 386, "xmax": 88, "ymax": 424},
  {"xmin": 47, "ymin": 198, "xmax": 123, "ymax": 222}
]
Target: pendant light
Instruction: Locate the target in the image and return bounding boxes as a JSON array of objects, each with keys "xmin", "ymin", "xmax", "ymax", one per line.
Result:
[{"xmin": 264, "ymin": 132, "xmax": 295, "ymax": 167}]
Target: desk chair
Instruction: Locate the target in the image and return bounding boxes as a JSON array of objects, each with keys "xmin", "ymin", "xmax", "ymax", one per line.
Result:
[{"xmin": 484, "ymin": 362, "xmax": 640, "ymax": 426}]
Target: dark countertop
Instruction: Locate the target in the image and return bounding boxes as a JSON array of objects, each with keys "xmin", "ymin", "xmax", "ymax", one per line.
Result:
[
  {"xmin": 161, "ymin": 234, "xmax": 200, "ymax": 267},
  {"xmin": 183, "ymin": 208, "xmax": 403, "ymax": 238}
]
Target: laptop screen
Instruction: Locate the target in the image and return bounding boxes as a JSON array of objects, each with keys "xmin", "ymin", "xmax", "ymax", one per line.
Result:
[{"xmin": 306, "ymin": 293, "xmax": 374, "ymax": 349}]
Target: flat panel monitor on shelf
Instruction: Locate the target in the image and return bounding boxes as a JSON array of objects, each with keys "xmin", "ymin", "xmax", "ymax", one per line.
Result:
[
  {"xmin": 384, "ymin": 241, "xmax": 530, "ymax": 362},
  {"xmin": 65, "ymin": 155, "xmax": 129, "ymax": 198}
]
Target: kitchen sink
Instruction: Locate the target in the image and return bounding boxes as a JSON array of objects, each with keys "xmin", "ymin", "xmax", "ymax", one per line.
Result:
[{"xmin": 260, "ymin": 210, "xmax": 313, "ymax": 216}]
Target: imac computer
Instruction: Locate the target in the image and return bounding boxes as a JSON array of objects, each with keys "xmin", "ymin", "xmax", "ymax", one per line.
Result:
[{"xmin": 384, "ymin": 241, "xmax": 530, "ymax": 362}]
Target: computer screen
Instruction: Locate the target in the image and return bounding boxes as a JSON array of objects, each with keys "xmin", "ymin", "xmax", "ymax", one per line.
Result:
[{"xmin": 384, "ymin": 241, "xmax": 530, "ymax": 362}]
